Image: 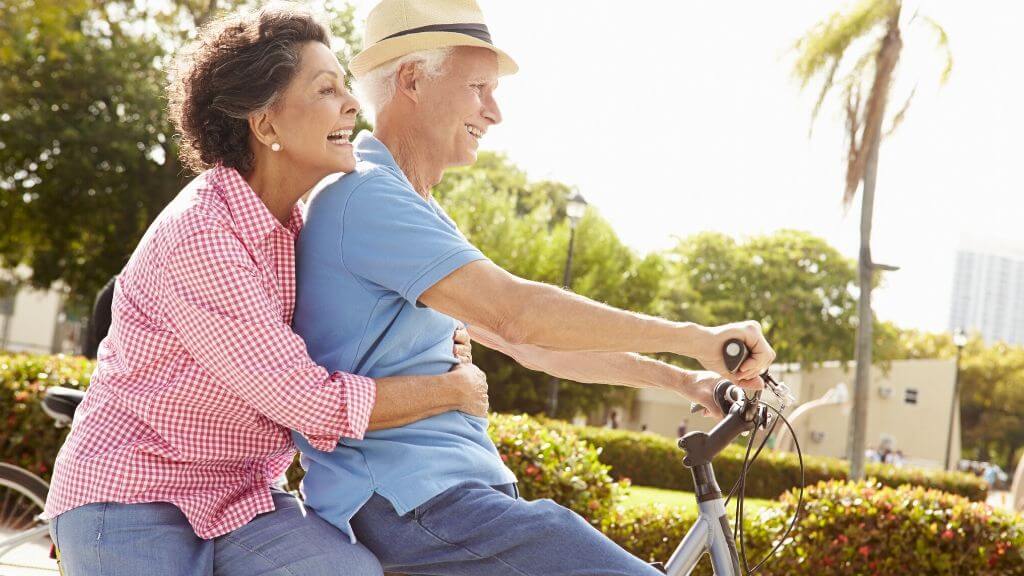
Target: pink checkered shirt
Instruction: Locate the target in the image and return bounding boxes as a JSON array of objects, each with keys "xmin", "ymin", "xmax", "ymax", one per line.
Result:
[{"xmin": 43, "ymin": 166, "xmax": 376, "ymax": 539}]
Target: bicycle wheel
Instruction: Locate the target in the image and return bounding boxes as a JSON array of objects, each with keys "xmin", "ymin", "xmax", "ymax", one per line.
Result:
[{"xmin": 0, "ymin": 462, "xmax": 53, "ymax": 571}]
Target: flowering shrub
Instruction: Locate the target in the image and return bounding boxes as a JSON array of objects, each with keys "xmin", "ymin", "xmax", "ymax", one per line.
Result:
[
  {"xmin": 755, "ymin": 480, "xmax": 1024, "ymax": 575},
  {"xmin": 487, "ymin": 412, "xmax": 624, "ymax": 525},
  {"xmin": 0, "ymin": 354, "xmax": 91, "ymax": 481}
]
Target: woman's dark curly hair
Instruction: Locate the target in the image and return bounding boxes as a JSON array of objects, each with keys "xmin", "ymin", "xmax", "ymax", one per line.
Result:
[{"xmin": 168, "ymin": 3, "xmax": 330, "ymax": 174}]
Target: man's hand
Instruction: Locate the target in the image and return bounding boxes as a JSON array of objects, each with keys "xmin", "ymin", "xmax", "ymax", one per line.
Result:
[
  {"xmin": 453, "ymin": 325, "xmax": 472, "ymax": 364},
  {"xmin": 672, "ymin": 370, "xmax": 763, "ymax": 419},
  {"xmin": 690, "ymin": 321, "xmax": 776, "ymax": 387},
  {"xmin": 446, "ymin": 362, "xmax": 489, "ymax": 417}
]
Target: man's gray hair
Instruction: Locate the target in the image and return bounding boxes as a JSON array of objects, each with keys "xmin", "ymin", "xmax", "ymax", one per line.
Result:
[{"xmin": 352, "ymin": 48, "xmax": 453, "ymax": 121}]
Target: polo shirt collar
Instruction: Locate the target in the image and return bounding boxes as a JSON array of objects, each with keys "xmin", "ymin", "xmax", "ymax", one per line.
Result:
[{"xmin": 353, "ymin": 131, "xmax": 418, "ymax": 193}]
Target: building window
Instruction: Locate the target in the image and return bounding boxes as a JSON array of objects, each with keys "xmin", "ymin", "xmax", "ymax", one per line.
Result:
[{"xmin": 904, "ymin": 388, "xmax": 918, "ymax": 405}]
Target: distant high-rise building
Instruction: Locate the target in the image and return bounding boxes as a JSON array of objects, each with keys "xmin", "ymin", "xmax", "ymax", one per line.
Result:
[{"xmin": 949, "ymin": 235, "xmax": 1024, "ymax": 345}]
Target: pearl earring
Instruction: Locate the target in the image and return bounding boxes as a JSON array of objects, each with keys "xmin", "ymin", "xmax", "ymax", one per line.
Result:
[{"xmin": 271, "ymin": 142, "xmax": 282, "ymax": 152}]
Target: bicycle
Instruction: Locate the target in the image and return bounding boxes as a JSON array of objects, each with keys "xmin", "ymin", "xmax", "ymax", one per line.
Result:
[
  {"xmin": 2, "ymin": 342, "xmax": 802, "ymax": 576},
  {"xmin": 649, "ymin": 339, "xmax": 804, "ymax": 575},
  {"xmin": 0, "ymin": 386, "xmax": 82, "ymax": 572}
]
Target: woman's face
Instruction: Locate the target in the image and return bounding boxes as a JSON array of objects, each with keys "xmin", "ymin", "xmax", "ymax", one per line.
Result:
[{"xmin": 265, "ymin": 42, "xmax": 360, "ymax": 175}]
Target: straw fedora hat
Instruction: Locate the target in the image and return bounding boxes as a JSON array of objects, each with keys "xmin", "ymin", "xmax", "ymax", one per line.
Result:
[{"xmin": 348, "ymin": 0, "xmax": 518, "ymax": 79}]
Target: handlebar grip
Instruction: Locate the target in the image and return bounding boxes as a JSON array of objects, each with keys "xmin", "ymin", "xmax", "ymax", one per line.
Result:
[
  {"xmin": 723, "ymin": 338, "xmax": 748, "ymax": 373},
  {"xmin": 687, "ymin": 339, "xmax": 750, "ymax": 418}
]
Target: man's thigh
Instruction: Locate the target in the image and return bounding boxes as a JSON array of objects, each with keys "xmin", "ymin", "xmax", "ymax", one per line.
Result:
[
  {"xmin": 51, "ymin": 501, "xmax": 213, "ymax": 576},
  {"xmin": 352, "ymin": 481, "xmax": 662, "ymax": 576},
  {"xmin": 214, "ymin": 489, "xmax": 382, "ymax": 576}
]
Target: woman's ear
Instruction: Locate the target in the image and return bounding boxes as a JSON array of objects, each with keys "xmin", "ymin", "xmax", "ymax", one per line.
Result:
[{"xmin": 248, "ymin": 110, "xmax": 279, "ymax": 150}]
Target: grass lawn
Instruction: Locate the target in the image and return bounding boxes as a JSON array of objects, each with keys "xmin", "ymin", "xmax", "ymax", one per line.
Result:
[{"xmin": 622, "ymin": 485, "xmax": 775, "ymax": 515}]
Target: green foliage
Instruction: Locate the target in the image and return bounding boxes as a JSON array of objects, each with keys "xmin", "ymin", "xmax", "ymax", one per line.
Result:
[
  {"xmin": 610, "ymin": 480, "xmax": 1024, "ymax": 574},
  {"xmin": 0, "ymin": 0, "xmax": 361, "ymax": 309},
  {"xmin": 487, "ymin": 413, "xmax": 623, "ymax": 525},
  {"xmin": 434, "ymin": 153, "xmax": 669, "ymax": 417},
  {"xmin": 754, "ymin": 480, "xmax": 1024, "ymax": 575},
  {"xmin": 671, "ymin": 230, "xmax": 861, "ymax": 366},
  {"xmin": 0, "ymin": 353, "xmax": 90, "ymax": 480},
  {"xmin": 553, "ymin": 419, "xmax": 986, "ymax": 501}
]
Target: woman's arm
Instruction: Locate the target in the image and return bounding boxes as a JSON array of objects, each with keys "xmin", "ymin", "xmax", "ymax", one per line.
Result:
[{"xmin": 368, "ymin": 363, "xmax": 488, "ymax": 430}]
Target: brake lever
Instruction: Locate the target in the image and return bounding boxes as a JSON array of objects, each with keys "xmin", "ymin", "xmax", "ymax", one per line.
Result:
[{"xmin": 762, "ymin": 372, "xmax": 795, "ymax": 413}]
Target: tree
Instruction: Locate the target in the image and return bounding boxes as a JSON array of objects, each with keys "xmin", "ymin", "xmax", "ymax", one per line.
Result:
[
  {"xmin": 434, "ymin": 152, "xmax": 670, "ymax": 418},
  {"xmin": 670, "ymin": 230, "xmax": 861, "ymax": 366},
  {"xmin": 0, "ymin": 0, "xmax": 361, "ymax": 310},
  {"xmin": 793, "ymin": 0, "xmax": 952, "ymax": 480}
]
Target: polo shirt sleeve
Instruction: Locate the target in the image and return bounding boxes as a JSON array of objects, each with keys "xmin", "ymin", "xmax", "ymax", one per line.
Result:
[{"xmin": 339, "ymin": 173, "xmax": 488, "ymax": 306}]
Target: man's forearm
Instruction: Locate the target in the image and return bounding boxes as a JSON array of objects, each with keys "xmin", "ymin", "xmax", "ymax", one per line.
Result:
[
  {"xmin": 471, "ymin": 326, "xmax": 687, "ymax": 391},
  {"xmin": 503, "ymin": 280, "xmax": 703, "ymax": 356},
  {"xmin": 366, "ymin": 374, "xmax": 461, "ymax": 431}
]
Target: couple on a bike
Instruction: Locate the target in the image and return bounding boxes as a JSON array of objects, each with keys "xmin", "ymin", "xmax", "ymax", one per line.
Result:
[{"xmin": 43, "ymin": 1, "xmax": 776, "ymax": 574}]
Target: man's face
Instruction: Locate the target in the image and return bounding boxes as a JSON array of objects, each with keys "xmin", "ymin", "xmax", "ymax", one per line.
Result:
[{"xmin": 417, "ymin": 47, "xmax": 502, "ymax": 168}]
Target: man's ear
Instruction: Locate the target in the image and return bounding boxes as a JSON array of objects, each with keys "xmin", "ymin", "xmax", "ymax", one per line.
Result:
[
  {"xmin": 395, "ymin": 61, "xmax": 421, "ymax": 104},
  {"xmin": 248, "ymin": 110, "xmax": 279, "ymax": 149}
]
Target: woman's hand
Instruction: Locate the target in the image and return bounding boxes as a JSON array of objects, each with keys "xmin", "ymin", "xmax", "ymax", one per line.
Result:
[
  {"xmin": 453, "ymin": 325, "xmax": 472, "ymax": 364},
  {"xmin": 446, "ymin": 362, "xmax": 489, "ymax": 417},
  {"xmin": 690, "ymin": 321, "xmax": 775, "ymax": 387}
]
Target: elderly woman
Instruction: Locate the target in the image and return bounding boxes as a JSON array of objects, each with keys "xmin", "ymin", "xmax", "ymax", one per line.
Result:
[
  {"xmin": 289, "ymin": 1, "xmax": 777, "ymax": 575},
  {"xmin": 42, "ymin": 5, "xmax": 490, "ymax": 576}
]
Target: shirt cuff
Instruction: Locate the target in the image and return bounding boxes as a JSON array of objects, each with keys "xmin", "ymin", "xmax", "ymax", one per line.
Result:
[{"xmin": 303, "ymin": 372, "xmax": 376, "ymax": 452}]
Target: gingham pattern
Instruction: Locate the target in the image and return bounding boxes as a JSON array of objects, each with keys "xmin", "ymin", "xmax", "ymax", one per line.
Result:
[{"xmin": 42, "ymin": 166, "xmax": 376, "ymax": 539}]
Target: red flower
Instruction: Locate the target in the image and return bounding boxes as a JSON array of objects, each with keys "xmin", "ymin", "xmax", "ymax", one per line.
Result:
[
  {"xmin": 858, "ymin": 545, "xmax": 871, "ymax": 558},
  {"xmin": 941, "ymin": 530, "xmax": 955, "ymax": 541}
]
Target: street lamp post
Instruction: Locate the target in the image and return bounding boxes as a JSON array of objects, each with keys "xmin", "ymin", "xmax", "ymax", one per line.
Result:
[
  {"xmin": 945, "ymin": 327, "xmax": 968, "ymax": 470},
  {"xmin": 547, "ymin": 190, "xmax": 587, "ymax": 417}
]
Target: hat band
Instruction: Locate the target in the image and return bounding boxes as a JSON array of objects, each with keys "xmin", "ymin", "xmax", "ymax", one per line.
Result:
[{"xmin": 379, "ymin": 22, "xmax": 492, "ymax": 45}]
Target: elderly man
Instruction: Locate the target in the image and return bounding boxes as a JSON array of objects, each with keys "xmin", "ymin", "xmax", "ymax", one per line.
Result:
[{"xmin": 290, "ymin": 1, "xmax": 776, "ymax": 574}]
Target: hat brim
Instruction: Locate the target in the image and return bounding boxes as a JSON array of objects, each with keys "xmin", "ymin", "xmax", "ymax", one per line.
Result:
[{"xmin": 348, "ymin": 31, "xmax": 518, "ymax": 79}]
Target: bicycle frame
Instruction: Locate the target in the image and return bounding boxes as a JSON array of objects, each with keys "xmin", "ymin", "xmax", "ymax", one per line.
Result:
[
  {"xmin": 663, "ymin": 465, "xmax": 738, "ymax": 575},
  {"xmin": 661, "ymin": 379, "xmax": 765, "ymax": 576}
]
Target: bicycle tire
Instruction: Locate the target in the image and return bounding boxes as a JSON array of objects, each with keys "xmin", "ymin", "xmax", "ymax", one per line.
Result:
[{"xmin": 0, "ymin": 462, "xmax": 51, "ymax": 560}]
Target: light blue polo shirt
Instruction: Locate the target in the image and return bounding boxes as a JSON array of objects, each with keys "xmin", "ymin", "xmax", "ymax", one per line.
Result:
[{"xmin": 290, "ymin": 131, "xmax": 516, "ymax": 542}]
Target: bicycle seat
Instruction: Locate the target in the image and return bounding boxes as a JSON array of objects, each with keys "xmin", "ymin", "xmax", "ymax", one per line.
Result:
[{"xmin": 42, "ymin": 387, "xmax": 86, "ymax": 426}]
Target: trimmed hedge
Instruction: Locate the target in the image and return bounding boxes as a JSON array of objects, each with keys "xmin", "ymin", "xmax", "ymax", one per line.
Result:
[
  {"xmin": 547, "ymin": 419, "xmax": 988, "ymax": 502},
  {"xmin": 605, "ymin": 480, "xmax": 1024, "ymax": 575}
]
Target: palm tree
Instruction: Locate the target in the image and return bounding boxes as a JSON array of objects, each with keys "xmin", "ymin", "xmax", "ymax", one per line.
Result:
[{"xmin": 794, "ymin": 0, "xmax": 952, "ymax": 480}]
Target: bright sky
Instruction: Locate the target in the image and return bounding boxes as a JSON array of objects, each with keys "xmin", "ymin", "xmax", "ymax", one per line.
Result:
[{"xmin": 347, "ymin": 0, "xmax": 1024, "ymax": 333}]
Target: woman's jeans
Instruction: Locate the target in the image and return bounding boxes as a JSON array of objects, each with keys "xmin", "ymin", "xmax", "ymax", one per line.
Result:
[{"xmin": 48, "ymin": 488, "xmax": 383, "ymax": 576}]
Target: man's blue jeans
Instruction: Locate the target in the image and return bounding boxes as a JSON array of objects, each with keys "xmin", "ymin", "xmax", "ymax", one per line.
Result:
[
  {"xmin": 48, "ymin": 488, "xmax": 383, "ymax": 576},
  {"xmin": 350, "ymin": 480, "xmax": 663, "ymax": 575}
]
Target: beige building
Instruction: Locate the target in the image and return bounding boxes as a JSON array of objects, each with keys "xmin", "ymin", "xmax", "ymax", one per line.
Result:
[
  {"xmin": 1, "ymin": 268, "xmax": 82, "ymax": 355},
  {"xmin": 617, "ymin": 358, "xmax": 960, "ymax": 470}
]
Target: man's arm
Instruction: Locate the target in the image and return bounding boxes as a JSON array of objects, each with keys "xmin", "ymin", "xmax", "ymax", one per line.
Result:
[
  {"xmin": 420, "ymin": 260, "xmax": 775, "ymax": 384},
  {"xmin": 467, "ymin": 326, "xmax": 753, "ymax": 418}
]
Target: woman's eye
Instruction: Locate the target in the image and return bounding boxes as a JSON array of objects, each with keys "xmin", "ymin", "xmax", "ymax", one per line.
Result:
[{"xmin": 320, "ymin": 86, "xmax": 336, "ymax": 96}]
